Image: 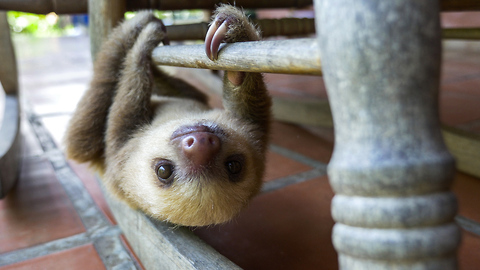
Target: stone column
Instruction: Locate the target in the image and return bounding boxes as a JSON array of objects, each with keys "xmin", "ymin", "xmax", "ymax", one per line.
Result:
[{"xmin": 315, "ymin": 0, "xmax": 461, "ymax": 269}]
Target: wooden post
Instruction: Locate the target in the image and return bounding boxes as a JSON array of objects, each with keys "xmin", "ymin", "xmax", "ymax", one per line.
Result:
[
  {"xmin": 0, "ymin": 12, "xmax": 17, "ymax": 94},
  {"xmin": 0, "ymin": 11, "xmax": 21, "ymax": 198},
  {"xmin": 316, "ymin": 0, "xmax": 461, "ymax": 269},
  {"xmin": 88, "ymin": 0, "xmax": 126, "ymax": 60}
]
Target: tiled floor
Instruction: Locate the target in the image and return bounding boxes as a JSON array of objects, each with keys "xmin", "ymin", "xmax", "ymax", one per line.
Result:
[{"xmin": 1, "ymin": 26, "xmax": 480, "ymax": 270}]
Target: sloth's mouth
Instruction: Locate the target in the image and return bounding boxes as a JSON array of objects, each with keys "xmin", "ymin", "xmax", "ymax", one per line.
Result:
[{"xmin": 170, "ymin": 123, "xmax": 227, "ymax": 140}]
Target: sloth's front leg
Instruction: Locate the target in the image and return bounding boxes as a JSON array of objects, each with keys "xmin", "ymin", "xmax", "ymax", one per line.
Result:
[{"xmin": 204, "ymin": 5, "xmax": 271, "ymax": 151}]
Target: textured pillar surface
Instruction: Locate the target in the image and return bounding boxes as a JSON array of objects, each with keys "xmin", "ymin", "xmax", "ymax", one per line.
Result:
[{"xmin": 315, "ymin": 0, "xmax": 461, "ymax": 269}]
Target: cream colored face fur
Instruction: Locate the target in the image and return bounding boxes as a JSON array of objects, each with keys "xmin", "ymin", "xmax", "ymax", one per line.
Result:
[{"xmin": 104, "ymin": 109, "xmax": 265, "ymax": 226}]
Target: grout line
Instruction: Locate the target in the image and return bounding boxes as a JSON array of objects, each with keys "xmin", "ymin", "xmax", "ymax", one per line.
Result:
[
  {"xmin": 24, "ymin": 112, "xmax": 141, "ymax": 269},
  {"xmin": 456, "ymin": 215, "xmax": 480, "ymax": 237},
  {"xmin": 261, "ymin": 167, "xmax": 327, "ymax": 194},
  {"xmin": 35, "ymin": 112, "xmax": 73, "ymax": 118},
  {"xmin": 263, "ymin": 144, "xmax": 329, "ymax": 193},
  {"xmin": 269, "ymin": 144, "xmax": 328, "ymax": 170},
  {"xmin": 0, "ymin": 225, "xmax": 120, "ymax": 267},
  {"xmin": 93, "ymin": 234, "xmax": 139, "ymax": 270},
  {"xmin": 28, "ymin": 113, "xmax": 111, "ymax": 231},
  {"xmin": 0, "ymin": 233, "xmax": 91, "ymax": 267}
]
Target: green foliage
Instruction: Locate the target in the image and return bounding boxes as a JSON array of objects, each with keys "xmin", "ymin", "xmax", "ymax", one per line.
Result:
[{"xmin": 7, "ymin": 11, "xmax": 69, "ymax": 36}]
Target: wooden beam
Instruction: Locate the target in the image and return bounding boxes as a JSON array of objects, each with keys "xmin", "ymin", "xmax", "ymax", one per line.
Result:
[
  {"xmin": 0, "ymin": 94, "xmax": 21, "ymax": 198},
  {"xmin": 152, "ymin": 38, "xmax": 322, "ymax": 75},
  {"xmin": 167, "ymin": 18, "xmax": 315, "ymax": 41},
  {"xmin": 0, "ymin": 11, "xmax": 17, "ymax": 95},
  {"xmin": 2, "ymin": 0, "xmax": 479, "ymax": 14},
  {"xmin": 443, "ymin": 126, "xmax": 480, "ymax": 178},
  {"xmin": 443, "ymin": 28, "xmax": 480, "ymax": 40},
  {"xmin": 441, "ymin": 0, "xmax": 480, "ymax": 11},
  {"xmin": 0, "ymin": 0, "xmax": 313, "ymax": 14}
]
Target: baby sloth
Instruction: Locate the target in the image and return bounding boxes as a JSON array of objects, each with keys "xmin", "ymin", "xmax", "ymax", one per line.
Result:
[{"xmin": 65, "ymin": 5, "xmax": 271, "ymax": 226}]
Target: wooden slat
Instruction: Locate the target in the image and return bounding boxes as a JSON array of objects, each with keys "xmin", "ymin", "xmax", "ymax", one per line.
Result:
[
  {"xmin": 2, "ymin": 0, "xmax": 479, "ymax": 14},
  {"xmin": 153, "ymin": 38, "xmax": 322, "ymax": 75},
  {"xmin": 0, "ymin": 94, "xmax": 21, "ymax": 198},
  {"xmin": 443, "ymin": 126, "xmax": 480, "ymax": 178},
  {"xmin": 167, "ymin": 18, "xmax": 315, "ymax": 41},
  {"xmin": 443, "ymin": 28, "xmax": 480, "ymax": 40},
  {"xmin": 441, "ymin": 0, "xmax": 480, "ymax": 11},
  {"xmin": 0, "ymin": 0, "xmax": 313, "ymax": 14},
  {"xmin": 0, "ymin": 11, "xmax": 17, "ymax": 94}
]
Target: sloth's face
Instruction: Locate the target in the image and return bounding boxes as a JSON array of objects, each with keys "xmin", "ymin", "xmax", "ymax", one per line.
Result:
[{"xmin": 106, "ymin": 115, "xmax": 266, "ymax": 226}]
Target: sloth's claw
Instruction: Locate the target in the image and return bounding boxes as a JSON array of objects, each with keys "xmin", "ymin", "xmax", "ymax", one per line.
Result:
[
  {"xmin": 205, "ymin": 20, "xmax": 218, "ymax": 60},
  {"xmin": 205, "ymin": 18, "xmax": 230, "ymax": 61}
]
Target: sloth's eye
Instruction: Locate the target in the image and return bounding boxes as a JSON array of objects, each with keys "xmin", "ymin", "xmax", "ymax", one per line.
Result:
[
  {"xmin": 226, "ymin": 160, "xmax": 242, "ymax": 175},
  {"xmin": 154, "ymin": 160, "xmax": 175, "ymax": 185},
  {"xmin": 157, "ymin": 164, "xmax": 173, "ymax": 179},
  {"xmin": 225, "ymin": 154, "xmax": 245, "ymax": 182}
]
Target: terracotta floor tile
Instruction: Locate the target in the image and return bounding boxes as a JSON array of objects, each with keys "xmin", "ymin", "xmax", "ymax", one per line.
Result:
[
  {"xmin": 441, "ymin": 12, "xmax": 480, "ymax": 28},
  {"xmin": 442, "ymin": 77, "xmax": 480, "ymax": 98},
  {"xmin": 0, "ymin": 158, "xmax": 85, "ymax": 253},
  {"xmin": 192, "ymin": 176, "xmax": 337, "ymax": 270},
  {"xmin": 263, "ymin": 151, "xmax": 312, "ymax": 182},
  {"xmin": 441, "ymin": 61, "xmax": 480, "ymax": 83},
  {"xmin": 452, "ymin": 172, "xmax": 480, "ymax": 223},
  {"xmin": 458, "ymin": 231, "xmax": 480, "ymax": 270},
  {"xmin": 271, "ymin": 121, "xmax": 333, "ymax": 164},
  {"xmin": 39, "ymin": 115, "xmax": 116, "ymax": 224},
  {"xmin": 440, "ymin": 91, "xmax": 480, "ymax": 126},
  {"xmin": 0, "ymin": 244, "xmax": 105, "ymax": 270}
]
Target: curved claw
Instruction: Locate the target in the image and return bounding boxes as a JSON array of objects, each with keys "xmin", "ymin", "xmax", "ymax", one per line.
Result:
[
  {"xmin": 211, "ymin": 21, "xmax": 228, "ymax": 60},
  {"xmin": 205, "ymin": 20, "xmax": 219, "ymax": 60},
  {"xmin": 205, "ymin": 20, "xmax": 229, "ymax": 61}
]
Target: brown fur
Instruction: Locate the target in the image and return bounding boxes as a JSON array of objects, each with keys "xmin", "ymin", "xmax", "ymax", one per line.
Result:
[{"xmin": 65, "ymin": 5, "xmax": 271, "ymax": 226}]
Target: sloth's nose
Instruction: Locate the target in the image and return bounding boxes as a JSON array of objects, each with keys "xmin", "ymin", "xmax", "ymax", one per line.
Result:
[{"xmin": 181, "ymin": 132, "xmax": 221, "ymax": 168}]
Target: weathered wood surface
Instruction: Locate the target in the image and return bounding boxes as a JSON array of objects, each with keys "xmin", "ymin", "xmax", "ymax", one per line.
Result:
[
  {"xmin": 101, "ymin": 180, "xmax": 241, "ymax": 270},
  {"xmin": 0, "ymin": 11, "xmax": 17, "ymax": 94},
  {"xmin": 0, "ymin": 94, "xmax": 21, "ymax": 199},
  {"xmin": 441, "ymin": 0, "xmax": 480, "ymax": 11},
  {"xmin": 443, "ymin": 126, "xmax": 480, "ymax": 178},
  {"xmin": 443, "ymin": 28, "xmax": 480, "ymax": 40},
  {"xmin": 88, "ymin": 0, "xmax": 126, "ymax": 60},
  {"xmin": 0, "ymin": 11, "xmax": 20, "ymax": 199},
  {"xmin": 153, "ymin": 38, "xmax": 322, "ymax": 75},
  {"xmin": 2, "ymin": 0, "xmax": 478, "ymax": 14},
  {"xmin": 167, "ymin": 18, "xmax": 315, "ymax": 41},
  {"xmin": 0, "ymin": 0, "xmax": 313, "ymax": 14},
  {"xmin": 317, "ymin": 0, "xmax": 460, "ymax": 269}
]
